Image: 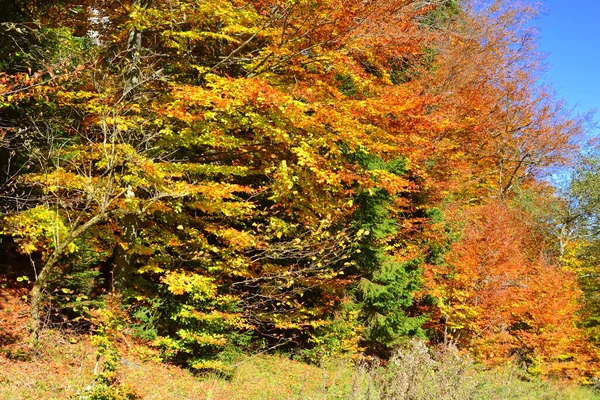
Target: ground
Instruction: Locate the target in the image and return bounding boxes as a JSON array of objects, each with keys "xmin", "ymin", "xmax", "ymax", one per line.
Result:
[{"xmin": 1, "ymin": 283, "xmax": 599, "ymax": 400}]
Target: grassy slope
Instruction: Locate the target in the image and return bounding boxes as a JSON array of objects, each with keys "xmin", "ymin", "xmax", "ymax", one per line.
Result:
[
  {"xmin": 1, "ymin": 340, "xmax": 600, "ymax": 399},
  {"xmin": 2, "ymin": 339, "xmax": 599, "ymax": 400},
  {"xmin": 1, "ymin": 288, "xmax": 599, "ymax": 400}
]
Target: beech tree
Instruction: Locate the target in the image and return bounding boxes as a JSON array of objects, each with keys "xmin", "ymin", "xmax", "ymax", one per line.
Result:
[
  {"xmin": 0, "ymin": 0, "xmax": 593, "ymax": 378},
  {"xmin": 423, "ymin": 201, "xmax": 592, "ymax": 378}
]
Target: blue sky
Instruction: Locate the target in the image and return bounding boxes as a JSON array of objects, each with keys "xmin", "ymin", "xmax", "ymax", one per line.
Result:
[{"xmin": 536, "ymin": 0, "xmax": 600, "ymax": 135}]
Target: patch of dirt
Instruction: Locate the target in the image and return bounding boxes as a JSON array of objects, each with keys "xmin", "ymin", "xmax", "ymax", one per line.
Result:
[{"xmin": 0, "ymin": 280, "xmax": 30, "ymax": 355}]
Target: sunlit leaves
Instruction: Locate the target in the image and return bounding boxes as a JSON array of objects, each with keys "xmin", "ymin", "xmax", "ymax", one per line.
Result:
[
  {"xmin": 0, "ymin": 0, "xmax": 593, "ymax": 378},
  {"xmin": 423, "ymin": 202, "xmax": 591, "ymax": 378},
  {"xmin": 3, "ymin": 206, "xmax": 78, "ymax": 257}
]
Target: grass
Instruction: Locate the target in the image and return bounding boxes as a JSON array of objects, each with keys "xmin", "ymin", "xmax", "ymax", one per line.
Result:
[
  {"xmin": 1, "ymin": 289, "xmax": 599, "ymax": 399},
  {"xmin": 1, "ymin": 334, "xmax": 599, "ymax": 400},
  {"xmin": 0, "ymin": 332, "xmax": 96, "ymax": 399}
]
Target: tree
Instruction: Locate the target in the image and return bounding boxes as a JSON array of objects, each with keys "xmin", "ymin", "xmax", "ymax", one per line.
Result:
[
  {"xmin": 0, "ymin": 0, "xmax": 593, "ymax": 378},
  {"xmin": 558, "ymin": 154, "xmax": 600, "ymax": 350},
  {"xmin": 423, "ymin": 201, "xmax": 592, "ymax": 378}
]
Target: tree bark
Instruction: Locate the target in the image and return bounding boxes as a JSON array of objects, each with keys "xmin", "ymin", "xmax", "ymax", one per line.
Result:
[
  {"xmin": 30, "ymin": 212, "xmax": 108, "ymax": 341},
  {"xmin": 123, "ymin": 0, "xmax": 150, "ymax": 98},
  {"xmin": 111, "ymin": 0, "xmax": 151, "ymax": 291},
  {"xmin": 112, "ymin": 213, "xmax": 138, "ymax": 292}
]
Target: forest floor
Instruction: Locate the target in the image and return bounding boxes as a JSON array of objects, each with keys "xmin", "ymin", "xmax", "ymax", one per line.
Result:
[{"xmin": 1, "ymin": 285, "xmax": 599, "ymax": 400}]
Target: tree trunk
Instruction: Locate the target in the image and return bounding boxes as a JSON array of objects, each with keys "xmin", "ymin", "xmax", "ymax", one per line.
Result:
[
  {"xmin": 110, "ymin": 0, "xmax": 149, "ymax": 291},
  {"xmin": 30, "ymin": 212, "xmax": 108, "ymax": 341},
  {"xmin": 112, "ymin": 213, "xmax": 139, "ymax": 292},
  {"xmin": 123, "ymin": 0, "xmax": 150, "ymax": 97},
  {"xmin": 30, "ymin": 252, "xmax": 59, "ymax": 342}
]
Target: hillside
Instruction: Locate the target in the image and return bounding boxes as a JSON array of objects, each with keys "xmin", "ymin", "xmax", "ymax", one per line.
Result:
[
  {"xmin": 1, "ymin": 0, "xmax": 600, "ymax": 397},
  {"xmin": 1, "ymin": 287, "xmax": 598, "ymax": 399}
]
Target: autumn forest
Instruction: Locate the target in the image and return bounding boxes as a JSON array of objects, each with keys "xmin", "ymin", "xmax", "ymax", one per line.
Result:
[{"xmin": 2, "ymin": 0, "xmax": 600, "ymax": 397}]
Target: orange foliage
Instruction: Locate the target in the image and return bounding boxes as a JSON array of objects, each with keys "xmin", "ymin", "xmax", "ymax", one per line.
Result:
[
  {"xmin": 2, "ymin": 0, "xmax": 595, "ymax": 380},
  {"xmin": 424, "ymin": 201, "xmax": 595, "ymax": 379}
]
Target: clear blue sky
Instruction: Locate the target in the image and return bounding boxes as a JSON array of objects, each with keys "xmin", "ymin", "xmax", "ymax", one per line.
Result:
[{"xmin": 536, "ymin": 0, "xmax": 600, "ymax": 136}]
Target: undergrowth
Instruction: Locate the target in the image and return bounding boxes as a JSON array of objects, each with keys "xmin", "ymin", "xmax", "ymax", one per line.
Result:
[
  {"xmin": 0, "ymin": 291, "xmax": 597, "ymax": 400},
  {"xmin": 1, "ymin": 329, "xmax": 598, "ymax": 399}
]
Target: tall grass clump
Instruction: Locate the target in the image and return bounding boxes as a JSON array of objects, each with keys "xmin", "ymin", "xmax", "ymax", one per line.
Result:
[{"xmin": 346, "ymin": 339, "xmax": 600, "ymax": 400}]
